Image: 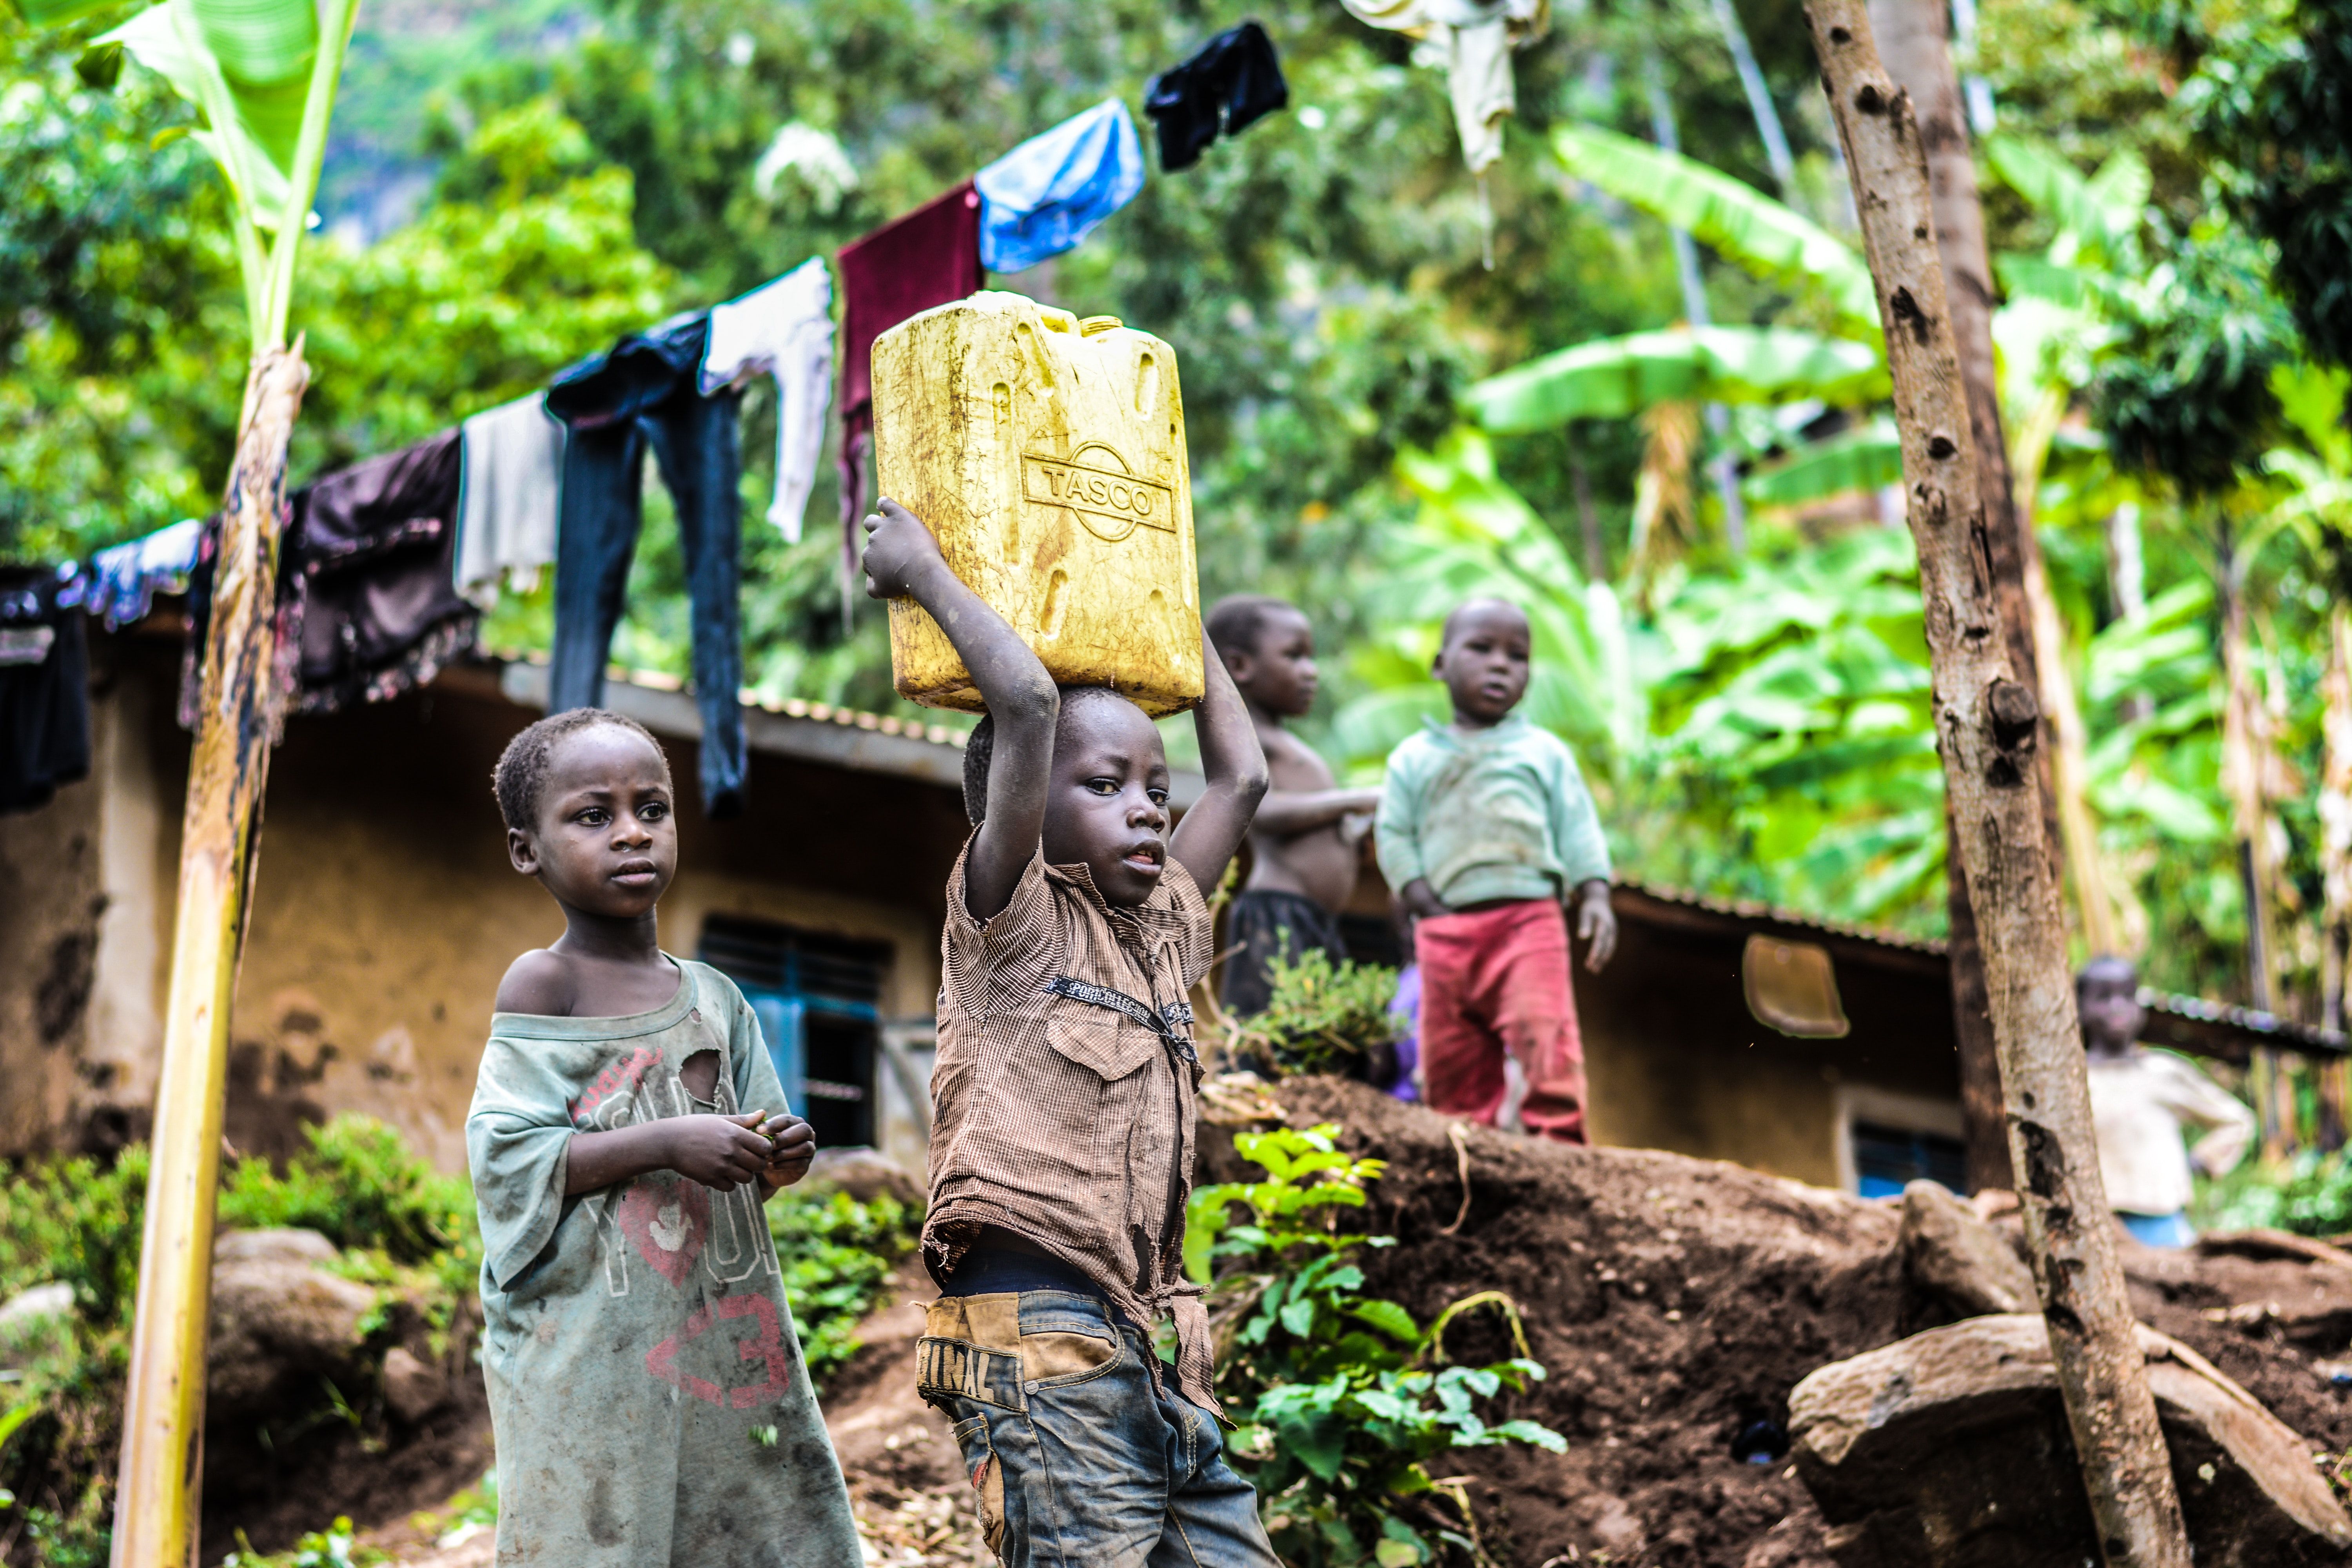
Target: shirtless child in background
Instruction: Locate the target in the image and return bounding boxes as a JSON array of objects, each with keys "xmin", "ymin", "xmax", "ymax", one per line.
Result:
[{"xmin": 1206, "ymin": 595, "xmax": 1382, "ymax": 1016}]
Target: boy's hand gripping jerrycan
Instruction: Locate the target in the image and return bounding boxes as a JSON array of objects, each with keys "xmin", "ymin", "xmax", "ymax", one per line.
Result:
[{"xmin": 872, "ymin": 291, "xmax": 1204, "ymax": 716}]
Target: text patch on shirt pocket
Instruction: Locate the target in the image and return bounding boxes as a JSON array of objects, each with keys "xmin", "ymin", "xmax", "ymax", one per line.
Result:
[{"xmin": 1045, "ymin": 1011, "xmax": 1160, "ymax": 1081}]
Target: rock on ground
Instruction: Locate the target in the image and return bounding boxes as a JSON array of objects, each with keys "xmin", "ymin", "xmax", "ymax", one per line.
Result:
[
  {"xmin": 206, "ymin": 1227, "xmax": 377, "ymax": 1414},
  {"xmin": 1898, "ymin": 1179, "xmax": 2035, "ymax": 1318},
  {"xmin": 1790, "ymin": 1312, "xmax": 2352, "ymax": 1566}
]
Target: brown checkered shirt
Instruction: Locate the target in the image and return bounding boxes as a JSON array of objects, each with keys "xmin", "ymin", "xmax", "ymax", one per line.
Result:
[{"xmin": 926, "ymin": 839, "xmax": 1219, "ymax": 1411}]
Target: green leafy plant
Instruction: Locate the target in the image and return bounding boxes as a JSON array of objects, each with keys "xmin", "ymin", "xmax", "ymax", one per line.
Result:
[
  {"xmin": 220, "ymin": 1515, "xmax": 382, "ymax": 1567},
  {"xmin": 1188, "ymin": 1125, "xmax": 1565, "ymax": 1566},
  {"xmin": 766, "ymin": 1186, "xmax": 921, "ymax": 1387},
  {"xmin": 1219, "ymin": 949, "xmax": 1404, "ymax": 1081},
  {"xmin": 0, "ymin": 1118, "xmax": 482, "ymax": 1564}
]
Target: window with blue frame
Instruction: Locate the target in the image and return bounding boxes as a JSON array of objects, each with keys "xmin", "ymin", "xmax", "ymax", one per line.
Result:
[
  {"xmin": 699, "ymin": 915, "xmax": 891, "ymax": 1151},
  {"xmin": 1851, "ymin": 1120, "xmax": 1969, "ymax": 1198}
]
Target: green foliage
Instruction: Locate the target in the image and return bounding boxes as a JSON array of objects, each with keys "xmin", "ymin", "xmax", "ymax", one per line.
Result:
[
  {"xmin": 0, "ymin": 1147, "xmax": 150, "ymax": 1329},
  {"xmin": 2093, "ymin": 222, "xmax": 2298, "ymax": 496},
  {"xmin": 1223, "ymin": 949, "xmax": 1403, "ymax": 1081},
  {"xmin": 2192, "ymin": 0, "xmax": 2352, "ymax": 373},
  {"xmin": 220, "ymin": 1516, "xmax": 381, "ymax": 1568},
  {"xmin": 1189, "ymin": 1125, "xmax": 1564, "ymax": 1566},
  {"xmin": 1548, "ymin": 123, "xmax": 1880, "ymax": 338},
  {"xmin": 219, "ymin": 1116, "xmax": 474, "ymax": 1267},
  {"xmin": 2195, "ymin": 1146, "xmax": 2352, "ymax": 1236},
  {"xmin": 765, "ymin": 1185, "xmax": 921, "ymax": 1387},
  {"xmin": 0, "ymin": 1117, "xmax": 480, "ymax": 1565},
  {"xmin": 1466, "ymin": 325, "xmax": 1883, "ymax": 432}
]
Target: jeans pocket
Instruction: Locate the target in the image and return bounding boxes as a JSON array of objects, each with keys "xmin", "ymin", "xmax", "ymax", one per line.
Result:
[
  {"xmin": 949, "ymin": 1414, "xmax": 1009, "ymax": 1556},
  {"xmin": 1021, "ymin": 1327, "xmax": 1123, "ymax": 1390}
]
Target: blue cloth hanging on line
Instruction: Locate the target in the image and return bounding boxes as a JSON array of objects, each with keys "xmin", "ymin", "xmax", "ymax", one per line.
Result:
[{"xmin": 974, "ymin": 99, "xmax": 1147, "ymax": 275}]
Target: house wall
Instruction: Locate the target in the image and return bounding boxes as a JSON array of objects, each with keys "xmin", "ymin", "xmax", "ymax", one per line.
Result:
[
  {"xmin": 4, "ymin": 635, "xmax": 970, "ymax": 1172},
  {"xmin": 1, "ymin": 633, "xmax": 1965, "ymax": 1191},
  {"xmin": 1577, "ymin": 904, "xmax": 1961, "ymax": 1189}
]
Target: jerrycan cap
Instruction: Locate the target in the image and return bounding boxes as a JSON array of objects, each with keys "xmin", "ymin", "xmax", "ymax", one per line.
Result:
[{"xmin": 1078, "ymin": 315, "xmax": 1123, "ymax": 337}]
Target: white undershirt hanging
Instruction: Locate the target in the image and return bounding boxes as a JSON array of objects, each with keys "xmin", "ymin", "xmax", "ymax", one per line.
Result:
[{"xmin": 701, "ymin": 257, "xmax": 835, "ymax": 544}]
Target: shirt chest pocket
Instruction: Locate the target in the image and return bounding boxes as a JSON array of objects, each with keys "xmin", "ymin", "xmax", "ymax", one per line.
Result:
[{"xmin": 1045, "ymin": 1011, "xmax": 1163, "ymax": 1083}]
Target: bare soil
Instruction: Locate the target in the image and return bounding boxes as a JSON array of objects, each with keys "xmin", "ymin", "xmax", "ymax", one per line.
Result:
[
  {"xmin": 1203, "ymin": 1078, "xmax": 2352, "ymax": 1568},
  {"xmin": 230, "ymin": 1077, "xmax": 2352, "ymax": 1567}
]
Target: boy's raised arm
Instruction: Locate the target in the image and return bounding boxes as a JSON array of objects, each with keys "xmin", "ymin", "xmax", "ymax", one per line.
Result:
[
  {"xmin": 1169, "ymin": 628, "xmax": 1271, "ymax": 895},
  {"xmin": 862, "ymin": 499, "xmax": 1058, "ymax": 919}
]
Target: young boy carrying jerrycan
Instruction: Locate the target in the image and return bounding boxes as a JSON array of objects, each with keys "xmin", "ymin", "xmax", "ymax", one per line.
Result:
[
  {"xmin": 468, "ymin": 709, "xmax": 860, "ymax": 1566},
  {"xmin": 1377, "ymin": 598, "xmax": 1617, "ymax": 1143},
  {"xmin": 861, "ymin": 496, "xmax": 1279, "ymax": 1567}
]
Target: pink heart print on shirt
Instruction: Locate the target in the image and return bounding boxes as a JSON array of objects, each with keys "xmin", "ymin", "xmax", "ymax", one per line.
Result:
[
  {"xmin": 615, "ymin": 1178, "xmax": 711, "ymax": 1286},
  {"xmin": 645, "ymin": 1293, "xmax": 796, "ymax": 1407}
]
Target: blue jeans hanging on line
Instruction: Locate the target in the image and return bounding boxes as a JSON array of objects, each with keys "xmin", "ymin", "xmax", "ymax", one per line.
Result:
[{"xmin": 546, "ymin": 312, "xmax": 748, "ymax": 818}]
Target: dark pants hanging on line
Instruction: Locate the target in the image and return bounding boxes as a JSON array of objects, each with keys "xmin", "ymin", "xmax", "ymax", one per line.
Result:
[{"xmin": 548, "ymin": 314, "xmax": 749, "ymax": 819}]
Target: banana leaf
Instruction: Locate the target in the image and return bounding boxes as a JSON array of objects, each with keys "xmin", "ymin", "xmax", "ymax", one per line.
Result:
[
  {"xmin": 16, "ymin": 0, "xmax": 123, "ymax": 24},
  {"xmin": 1743, "ymin": 419, "xmax": 1902, "ymax": 506},
  {"xmin": 1467, "ymin": 326, "xmax": 1884, "ymax": 433},
  {"xmin": 1983, "ymin": 135, "xmax": 2147, "ymax": 266},
  {"xmin": 99, "ymin": 0, "xmax": 320, "ymax": 233},
  {"xmin": 1552, "ymin": 124, "xmax": 1880, "ymax": 338}
]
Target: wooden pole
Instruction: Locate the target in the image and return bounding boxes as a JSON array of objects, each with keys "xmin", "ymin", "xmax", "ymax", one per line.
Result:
[
  {"xmin": 1867, "ymin": 0, "xmax": 2057, "ymax": 1189},
  {"xmin": 1800, "ymin": 8, "xmax": 2192, "ymax": 1564},
  {"xmin": 112, "ymin": 343, "xmax": 308, "ymax": 1568}
]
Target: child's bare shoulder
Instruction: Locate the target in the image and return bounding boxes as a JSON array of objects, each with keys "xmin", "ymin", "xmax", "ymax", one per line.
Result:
[{"xmin": 495, "ymin": 948, "xmax": 578, "ymax": 1018}]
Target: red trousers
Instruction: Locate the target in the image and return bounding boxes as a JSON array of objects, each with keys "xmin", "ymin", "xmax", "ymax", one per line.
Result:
[{"xmin": 1415, "ymin": 899, "xmax": 1588, "ymax": 1144}]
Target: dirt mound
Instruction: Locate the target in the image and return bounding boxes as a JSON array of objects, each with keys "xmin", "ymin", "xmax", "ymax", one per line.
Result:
[{"xmin": 1205, "ymin": 1077, "xmax": 2352, "ymax": 1568}]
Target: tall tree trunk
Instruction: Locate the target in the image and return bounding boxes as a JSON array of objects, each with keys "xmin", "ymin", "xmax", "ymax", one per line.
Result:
[
  {"xmin": 1573, "ymin": 452, "xmax": 1607, "ymax": 581},
  {"xmin": 2218, "ymin": 514, "xmax": 2278, "ymax": 1013},
  {"xmin": 1868, "ymin": 0, "xmax": 2061, "ymax": 1185},
  {"xmin": 113, "ymin": 345, "xmax": 308, "ymax": 1568},
  {"xmin": 2011, "ymin": 383, "xmax": 2125, "ymax": 955},
  {"xmin": 1800, "ymin": 9, "xmax": 2192, "ymax": 1565},
  {"xmin": 2321, "ymin": 605, "xmax": 2352, "ymax": 1036},
  {"xmin": 1944, "ymin": 800, "xmax": 2013, "ymax": 1191}
]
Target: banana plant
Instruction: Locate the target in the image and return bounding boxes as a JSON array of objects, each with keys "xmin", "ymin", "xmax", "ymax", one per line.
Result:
[
  {"xmin": 31, "ymin": 0, "xmax": 360, "ymax": 354},
  {"xmin": 16, "ymin": 0, "xmax": 358, "ymax": 1557},
  {"xmin": 1466, "ymin": 325, "xmax": 1884, "ymax": 432},
  {"xmin": 1552, "ymin": 123, "xmax": 1882, "ymax": 340}
]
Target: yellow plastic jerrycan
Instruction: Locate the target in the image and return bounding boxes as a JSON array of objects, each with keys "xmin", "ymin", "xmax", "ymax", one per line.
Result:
[{"xmin": 872, "ymin": 291, "xmax": 1203, "ymax": 716}]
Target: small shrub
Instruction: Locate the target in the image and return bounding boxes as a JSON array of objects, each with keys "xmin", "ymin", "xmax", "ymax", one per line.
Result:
[
  {"xmin": 766, "ymin": 1186, "xmax": 921, "ymax": 1387},
  {"xmin": 2196, "ymin": 1148, "xmax": 2352, "ymax": 1236},
  {"xmin": 1189, "ymin": 1124, "xmax": 1565, "ymax": 1566},
  {"xmin": 1220, "ymin": 948, "xmax": 1403, "ymax": 1080}
]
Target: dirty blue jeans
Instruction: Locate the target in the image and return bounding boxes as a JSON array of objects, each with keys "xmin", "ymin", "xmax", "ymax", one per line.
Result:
[
  {"xmin": 917, "ymin": 1290, "xmax": 1280, "ymax": 1567},
  {"xmin": 545, "ymin": 311, "xmax": 748, "ymax": 818}
]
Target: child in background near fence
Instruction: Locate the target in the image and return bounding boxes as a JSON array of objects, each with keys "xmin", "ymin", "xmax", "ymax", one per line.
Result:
[
  {"xmin": 467, "ymin": 708, "xmax": 859, "ymax": 1567},
  {"xmin": 1376, "ymin": 598, "xmax": 1616, "ymax": 1144},
  {"xmin": 1205, "ymin": 593, "xmax": 1382, "ymax": 1017},
  {"xmin": 861, "ymin": 497, "xmax": 1278, "ymax": 1567},
  {"xmin": 2079, "ymin": 955, "xmax": 2256, "ymax": 1247}
]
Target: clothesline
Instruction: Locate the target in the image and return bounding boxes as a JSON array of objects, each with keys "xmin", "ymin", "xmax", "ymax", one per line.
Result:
[{"xmin": 1, "ymin": 22, "xmax": 1297, "ymax": 821}]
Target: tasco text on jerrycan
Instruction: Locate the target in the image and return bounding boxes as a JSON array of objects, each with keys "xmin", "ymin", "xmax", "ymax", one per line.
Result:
[{"xmin": 872, "ymin": 291, "xmax": 1203, "ymax": 716}]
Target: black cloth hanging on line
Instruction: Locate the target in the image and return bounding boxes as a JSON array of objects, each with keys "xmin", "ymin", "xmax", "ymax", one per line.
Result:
[
  {"xmin": 1144, "ymin": 20, "xmax": 1289, "ymax": 172},
  {"xmin": 0, "ymin": 567, "xmax": 91, "ymax": 816},
  {"xmin": 544, "ymin": 310, "xmax": 751, "ymax": 820},
  {"xmin": 178, "ymin": 431, "xmax": 478, "ymax": 728}
]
